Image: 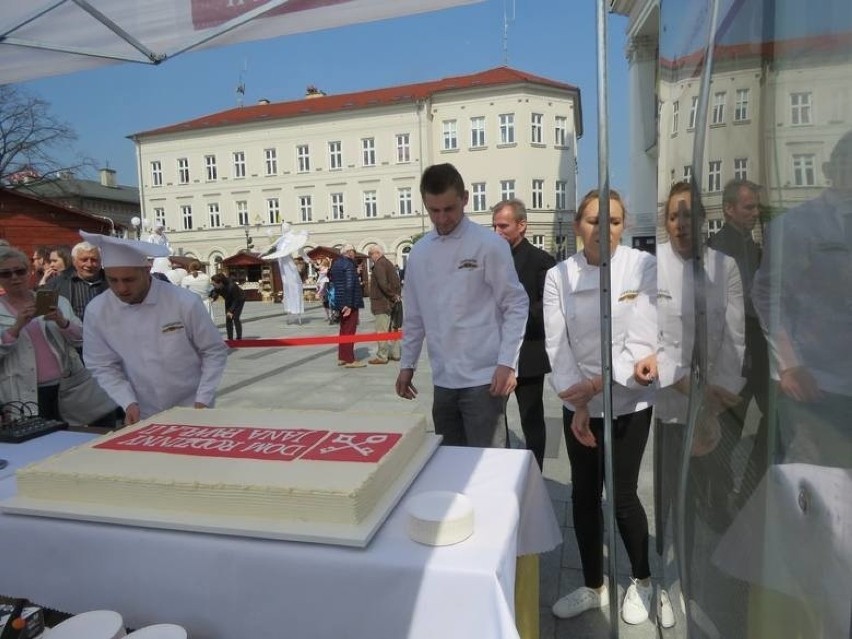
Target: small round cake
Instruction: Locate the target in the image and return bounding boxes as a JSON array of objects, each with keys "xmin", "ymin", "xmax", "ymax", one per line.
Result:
[
  {"xmin": 47, "ymin": 610, "xmax": 125, "ymax": 639},
  {"xmin": 406, "ymin": 490, "xmax": 474, "ymax": 546},
  {"xmin": 125, "ymin": 624, "xmax": 187, "ymax": 638}
]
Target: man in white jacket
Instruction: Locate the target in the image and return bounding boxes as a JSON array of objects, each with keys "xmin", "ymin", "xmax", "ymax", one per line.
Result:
[
  {"xmin": 395, "ymin": 163, "xmax": 528, "ymax": 448},
  {"xmin": 80, "ymin": 232, "xmax": 229, "ymax": 425}
]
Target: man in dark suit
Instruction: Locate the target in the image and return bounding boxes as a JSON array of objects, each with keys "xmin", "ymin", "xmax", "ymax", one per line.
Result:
[
  {"xmin": 708, "ymin": 178, "xmax": 769, "ymax": 505},
  {"xmin": 492, "ymin": 199, "xmax": 557, "ymax": 469}
]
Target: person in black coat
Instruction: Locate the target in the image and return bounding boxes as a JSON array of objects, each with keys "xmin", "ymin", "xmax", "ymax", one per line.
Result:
[
  {"xmin": 210, "ymin": 273, "xmax": 246, "ymax": 340},
  {"xmin": 492, "ymin": 199, "xmax": 557, "ymax": 469},
  {"xmin": 329, "ymin": 244, "xmax": 365, "ymax": 367}
]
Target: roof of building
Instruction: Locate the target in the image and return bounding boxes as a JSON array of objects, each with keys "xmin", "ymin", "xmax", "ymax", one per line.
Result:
[
  {"xmin": 0, "ymin": 187, "xmax": 127, "ymax": 230},
  {"xmin": 131, "ymin": 66, "xmax": 583, "ymax": 139},
  {"xmin": 13, "ymin": 175, "xmax": 139, "ymax": 205}
]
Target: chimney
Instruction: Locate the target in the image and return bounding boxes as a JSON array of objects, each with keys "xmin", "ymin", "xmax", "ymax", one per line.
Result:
[
  {"xmin": 305, "ymin": 85, "xmax": 326, "ymax": 99},
  {"xmin": 100, "ymin": 168, "xmax": 117, "ymax": 188}
]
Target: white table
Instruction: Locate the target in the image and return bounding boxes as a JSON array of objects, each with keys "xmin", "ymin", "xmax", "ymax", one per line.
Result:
[{"xmin": 0, "ymin": 434, "xmax": 561, "ymax": 639}]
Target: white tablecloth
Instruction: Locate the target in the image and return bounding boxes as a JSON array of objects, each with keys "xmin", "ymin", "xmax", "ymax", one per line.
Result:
[{"xmin": 0, "ymin": 435, "xmax": 561, "ymax": 639}]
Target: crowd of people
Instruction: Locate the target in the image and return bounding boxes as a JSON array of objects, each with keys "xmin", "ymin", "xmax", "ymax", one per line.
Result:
[{"xmin": 3, "ymin": 146, "xmax": 846, "ymax": 631}]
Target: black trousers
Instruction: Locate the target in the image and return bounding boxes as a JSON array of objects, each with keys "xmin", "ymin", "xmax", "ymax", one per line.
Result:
[
  {"xmin": 226, "ymin": 300, "xmax": 245, "ymax": 340},
  {"xmin": 564, "ymin": 406, "xmax": 653, "ymax": 588},
  {"xmin": 514, "ymin": 375, "xmax": 547, "ymax": 470}
]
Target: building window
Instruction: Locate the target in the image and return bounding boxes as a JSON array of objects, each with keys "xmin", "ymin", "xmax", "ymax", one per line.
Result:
[
  {"xmin": 396, "ymin": 134, "xmax": 410, "ymax": 163},
  {"xmin": 265, "ymin": 148, "xmax": 277, "ymax": 176},
  {"xmin": 688, "ymin": 96, "xmax": 698, "ymax": 129},
  {"xmin": 707, "ymin": 218, "xmax": 724, "ymax": 236},
  {"xmin": 363, "ymin": 190, "xmax": 377, "ymax": 218},
  {"xmin": 555, "ymin": 181, "xmax": 567, "ymax": 210},
  {"xmin": 153, "ymin": 207, "xmax": 165, "ymax": 226},
  {"xmin": 331, "ymin": 192, "xmax": 345, "ymax": 220},
  {"xmin": 671, "ymin": 101, "xmax": 679, "ymax": 134},
  {"xmin": 708, "ymin": 160, "xmax": 722, "ymax": 192},
  {"xmin": 299, "ymin": 195, "xmax": 313, "ymax": 222},
  {"xmin": 266, "ymin": 197, "xmax": 280, "ymax": 224},
  {"xmin": 532, "ymin": 234, "xmax": 545, "ymax": 250},
  {"xmin": 362, "ymin": 138, "xmax": 376, "ymax": 166},
  {"xmin": 236, "ymin": 200, "xmax": 249, "ymax": 226},
  {"xmin": 442, "ymin": 120, "xmax": 458, "ymax": 151},
  {"xmin": 472, "ymin": 182, "xmax": 487, "ymax": 212},
  {"xmin": 297, "ymin": 144, "xmax": 310, "ymax": 173},
  {"xmin": 499, "ymin": 113, "xmax": 515, "ymax": 144},
  {"xmin": 735, "ymin": 89, "xmax": 750, "ymax": 121},
  {"xmin": 398, "ymin": 187, "xmax": 412, "ymax": 216},
  {"xmin": 683, "ymin": 165, "xmax": 693, "ymax": 182},
  {"xmin": 232, "ymin": 152, "xmax": 246, "ymax": 178},
  {"xmin": 177, "ymin": 158, "xmax": 189, "ymax": 184},
  {"xmin": 711, "ymin": 91, "xmax": 726, "ymax": 125},
  {"xmin": 555, "ymin": 116, "xmax": 568, "ymax": 146},
  {"xmin": 328, "ymin": 141, "xmax": 342, "ymax": 170},
  {"xmin": 500, "ymin": 179, "xmax": 515, "ymax": 200},
  {"xmin": 790, "ymin": 92, "xmax": 812, "ymax": 125},
  {"xmin": 208, "ymin": 203, "xmax": 221, "ymax": 228},
  {"xmin": 181, "ymin": 204, "xmax": 193, "ymax": 230},
  {"xmin": 792, "ymin": 153, "xmax": 816, "ymax": 186},
  {"xmin": 531, "ymin": 179, "xmax": 544, "ymax": 209},
  {"xmin": 531, "ymin": 113, "xmax": 543, "ymax": 144},
  {"xmin": 734, "ymin": 157, "xmax": 748, "ymax": 181},
  {"xmin": 151, "ymin": 161, "xmax": 163, "ymax": 187},
  {"xmin": 205, "ymin": 155, "xmax": 217, "ymax": 181},
  {"xmin": 470, "ymin": 116, "xmax": 486, "ymax": 148}
]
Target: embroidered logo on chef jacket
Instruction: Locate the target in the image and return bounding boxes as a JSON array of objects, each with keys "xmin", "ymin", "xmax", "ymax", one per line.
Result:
[
  {"xmin": 161, "ymin": 321, "xmax": 185, "ymax": 334},
  {"xmin": 618, "ymin": 289, "xmax": 639, "ymax": 302},
  {"xmin": 458, "ymin": 258, "xmax": 479, "ymax": 269}
]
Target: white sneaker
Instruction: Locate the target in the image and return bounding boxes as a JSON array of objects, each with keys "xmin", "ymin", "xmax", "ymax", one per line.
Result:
[
  {"xmin": 658, "ymin": 588, "xmax": 676, "ymax": 628},
  {"xmin": 622, "ymin": 578, "xmax": 653, "ymax": 624},
  {"xmin": 552, "ymin": 584, "xmax": 609, "ymax": 619}
]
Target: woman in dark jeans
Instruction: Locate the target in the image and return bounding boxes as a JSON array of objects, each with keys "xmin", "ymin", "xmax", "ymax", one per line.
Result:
[{"xmin": 210, "ymin": 274, "xmax": 245, "ymax": 340}]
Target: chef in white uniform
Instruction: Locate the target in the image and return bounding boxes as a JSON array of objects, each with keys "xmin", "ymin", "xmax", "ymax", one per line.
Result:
[
  {"xmin": 80, "ymin": 232, "xmax": 229, "ymax": 425},
  {"xmin": 545, "ymin": 189, "xmax": 660, "ymax": 625}
]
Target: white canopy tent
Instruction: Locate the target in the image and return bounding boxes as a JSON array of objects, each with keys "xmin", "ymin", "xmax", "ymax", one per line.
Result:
[{"xmin": 0, "ymin": 0, "xmax": 480, "ymax": 85}]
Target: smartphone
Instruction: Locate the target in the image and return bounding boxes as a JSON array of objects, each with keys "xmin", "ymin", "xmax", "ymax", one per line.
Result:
[{"xmin": 34, "ymin": 289, "xmax": 59, "ymax": 316}]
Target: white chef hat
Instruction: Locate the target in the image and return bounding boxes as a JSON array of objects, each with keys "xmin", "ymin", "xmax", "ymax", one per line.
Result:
[
  {"xmin": 150, "ymin": 257, "xmax": 171, "ymax": 274},
  {"xmin": 79, "ymin": 231, "xmax": 170, "ymax": 268}
]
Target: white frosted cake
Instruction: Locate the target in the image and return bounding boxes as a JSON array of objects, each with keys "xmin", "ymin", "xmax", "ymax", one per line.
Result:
[{"xmin": 17, "ymin": 407, "xmax": 429, "ymax": 527}]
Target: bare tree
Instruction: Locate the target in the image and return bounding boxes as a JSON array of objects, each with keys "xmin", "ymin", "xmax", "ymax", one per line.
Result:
[{"xmin": 0, "ymin": 85, "xmax": 87, "ymax": 184}]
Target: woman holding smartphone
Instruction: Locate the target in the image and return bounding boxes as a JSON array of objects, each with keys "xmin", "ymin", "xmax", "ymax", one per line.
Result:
[
  {"xmin": 545, "ymin": 189, "xmax": 662, "ymax": 625},
  {"xmin": 0, "ymin": 245, "xmax": 82, "ymax": 420}
]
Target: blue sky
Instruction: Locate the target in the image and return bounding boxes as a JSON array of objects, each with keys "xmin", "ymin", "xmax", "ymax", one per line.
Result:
[{"xmin": 20, "ymin": 0, "xmax": 630, "ymax": 199}]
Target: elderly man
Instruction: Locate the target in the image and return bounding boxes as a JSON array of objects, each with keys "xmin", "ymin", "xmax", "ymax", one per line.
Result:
[
  {"xmin": 395, "ymin": 163, "xmax": 528, "ymax": 448},
  {"xmin": 329, "ymin": 244, "xmax": 365, "ymax": 368},
  {"xmin": 367, "ymin": 245, "xmax": 402, "ymax": 365},
  {"xmin": 80, "ymin": 232, "xmax": 229, "ymax": 425},
  {"xmin": 45, "ymin": 241, "xmax": 109, "ymax": 322},
  {"xmin": 492, "ymin": 199, "xmax": 556, "ymax": 469}
]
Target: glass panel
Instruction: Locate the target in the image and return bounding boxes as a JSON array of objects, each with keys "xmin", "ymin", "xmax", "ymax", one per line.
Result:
[{"xmin": 656, "ymin": 1, "xmax": 852, "ymax": 637}]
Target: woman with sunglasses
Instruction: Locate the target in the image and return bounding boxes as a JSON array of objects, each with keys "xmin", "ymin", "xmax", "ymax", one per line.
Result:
[{"xmin": 0, "ymin": 246, "xmax": 83, "ymax": 420}]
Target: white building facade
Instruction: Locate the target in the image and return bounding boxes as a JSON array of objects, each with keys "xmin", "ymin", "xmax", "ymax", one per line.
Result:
[{"xmin": 131, "ymin": 67, "xmax": 583, "ymax": 268}]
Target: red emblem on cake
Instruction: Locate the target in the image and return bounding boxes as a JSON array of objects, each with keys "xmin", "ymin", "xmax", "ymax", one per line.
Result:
[{"xmin": 301, "ymin": 432, "xmax": 402, "ymax": 463}]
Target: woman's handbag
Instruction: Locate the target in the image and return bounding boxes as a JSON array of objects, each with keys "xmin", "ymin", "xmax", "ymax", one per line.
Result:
[
  {"xmin": 58, "ymin": 364, "xmax": 118, "ymax": 426},
  {"xmin": 47, "ymin": 329, "xmax": 118, "ymax": 426},
  {"xmin": 389, "ymin": 300, "xmax": 404, "ymax": 331}
]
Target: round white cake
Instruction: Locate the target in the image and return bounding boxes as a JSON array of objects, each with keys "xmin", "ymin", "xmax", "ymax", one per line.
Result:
[
  {"xmin": 125, "ymin": 624, "xmax": 187, "ymax": 638},
  {"xmin": 47, "ymin": 610, "xmax": 125, "ymax": 639},
  {"xmin": 406, "ymin": 490, "xmax": 474, "ymax": 546}
]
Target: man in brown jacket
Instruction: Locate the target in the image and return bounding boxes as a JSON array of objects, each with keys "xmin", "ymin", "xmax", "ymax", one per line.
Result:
[{"xmin": 367, "ymin": 245, "xmax": 402, "ymax": 364}]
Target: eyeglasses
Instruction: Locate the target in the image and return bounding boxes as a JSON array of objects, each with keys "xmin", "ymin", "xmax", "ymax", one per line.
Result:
[{"xmin": 0, "ymin": 268, "xmax": 28, "ymax": 279}]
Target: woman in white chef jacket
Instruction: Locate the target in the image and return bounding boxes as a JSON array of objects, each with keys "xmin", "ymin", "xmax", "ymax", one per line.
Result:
[
  {"xmin": 637, "ymin": 182, "xmax": 745, "ymax": 633},
  {"xmin": 545, "ymin": 189, "xmax": 659, "ymax": 625}
]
